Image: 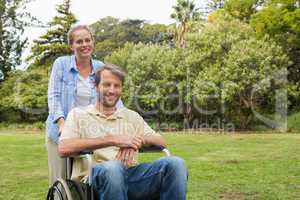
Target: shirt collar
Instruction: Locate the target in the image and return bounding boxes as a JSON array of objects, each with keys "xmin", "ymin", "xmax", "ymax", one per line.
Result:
[
  {"xmin": 69, "ymin": 55, "xmax": 97, "ymax": 75},
  {"xmin": 86, "ymin": 105, "xmax": 125, "ymax": 120}
]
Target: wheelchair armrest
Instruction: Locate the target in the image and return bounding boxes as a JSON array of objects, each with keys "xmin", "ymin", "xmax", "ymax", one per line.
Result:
[
  {"xmin": 68, "ymin": 150, "xmax": 93, "ymax": 159},
  {"xmin": 139, "ymin": 145, "xmax": 164, "ymax": 152},
  {"xmin": 78, "ymin": 150, "xmax": 93, "ymax": 155},
  {"xmin": 139, "ymin": 145, "xmax": 171, "ymax": 157},
  {"xmin": 69, "ymin": 150, "xmax": 94, "ymax": 185}
]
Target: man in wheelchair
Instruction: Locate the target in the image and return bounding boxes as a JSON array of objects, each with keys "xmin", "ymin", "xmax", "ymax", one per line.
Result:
[{"xmin": 58, "ymin": 64, "xmax": 188, "ymax": 200}]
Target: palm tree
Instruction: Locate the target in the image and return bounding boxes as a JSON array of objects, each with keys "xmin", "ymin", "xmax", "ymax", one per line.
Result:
[
  {"xmin": 170, "ymin": 0, "xmax": 201, "ymax": 48},
  {"xmin": 170, "ymin": 0, "xmax": 201, "ymax": 122}
]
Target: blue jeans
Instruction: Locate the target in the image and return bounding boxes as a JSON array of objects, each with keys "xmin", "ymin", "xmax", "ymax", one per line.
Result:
[{"xmin": 91, "ymin": 156, "xmax": 188, "ymax": 200}]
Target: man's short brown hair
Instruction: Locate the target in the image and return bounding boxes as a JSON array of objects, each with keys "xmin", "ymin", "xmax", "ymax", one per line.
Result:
[{"xmin": 95, "ymin": 64, "xmax": 126, "ymax": 86}]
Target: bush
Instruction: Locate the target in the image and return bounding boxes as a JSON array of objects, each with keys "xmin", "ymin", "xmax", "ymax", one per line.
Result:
[
  {"xmin": 34, "ymin": 122, "xmax": 45, "ymax": 130},
  {"xmin": 288, "ymin": 112, "xmax": 300, "ymax": 132},
  {"xmin": 0, "ymin": 122, "xmax": 45, "ymax": 131}
]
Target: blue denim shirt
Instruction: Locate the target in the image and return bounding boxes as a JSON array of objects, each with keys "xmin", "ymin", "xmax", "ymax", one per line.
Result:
[{"xmin": 46, "ymin": 55, "xmax": 123, "ymax": 143}]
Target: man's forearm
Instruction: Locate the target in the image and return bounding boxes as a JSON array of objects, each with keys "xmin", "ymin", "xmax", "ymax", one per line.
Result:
[{"xmin": 58, "ymin": 135, "xmax": 115, "ymax": 157}]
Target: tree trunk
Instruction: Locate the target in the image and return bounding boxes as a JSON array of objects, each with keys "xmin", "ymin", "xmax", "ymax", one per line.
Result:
[
  {"xmin": 179, "ymin": 22, "xmax": 187, "ymax": 48},
  {"xmin": 0, "ymin": 1, "xmax": 4, "ymax": 59}
]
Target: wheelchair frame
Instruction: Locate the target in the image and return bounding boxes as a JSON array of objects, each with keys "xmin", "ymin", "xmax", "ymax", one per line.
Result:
[{"xmin": 46, "ymin": 145, "xmax": 171, "ymax": 200}]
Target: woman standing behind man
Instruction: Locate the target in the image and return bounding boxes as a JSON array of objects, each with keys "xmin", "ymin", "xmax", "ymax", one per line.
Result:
[{"xmin": 46, "ymin": 25, "xmax": 123, "ymax": 186}]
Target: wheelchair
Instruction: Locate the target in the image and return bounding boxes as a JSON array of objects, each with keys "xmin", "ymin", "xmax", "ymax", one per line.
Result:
[{"xmin": 46, "ymin": 145, "xmax": 171, "ymax": 200}]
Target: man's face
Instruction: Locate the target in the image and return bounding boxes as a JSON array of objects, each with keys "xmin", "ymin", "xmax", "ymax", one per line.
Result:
[{"xmin": 96, "ymin": 70, "xmax": 122, "ymax": 108}]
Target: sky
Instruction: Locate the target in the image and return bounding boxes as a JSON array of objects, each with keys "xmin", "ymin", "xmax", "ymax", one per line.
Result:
[{"xmin": 22, "ymin": 0, "xmax": 204, "ymax": 68}]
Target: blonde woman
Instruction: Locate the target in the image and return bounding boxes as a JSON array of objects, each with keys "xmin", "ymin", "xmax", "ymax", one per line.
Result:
[{"xmin": 46, "ymin": 25, "xmax": 123, "ymax": 186}]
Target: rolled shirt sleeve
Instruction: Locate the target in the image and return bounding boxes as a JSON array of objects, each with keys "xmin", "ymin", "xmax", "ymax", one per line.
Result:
[
  {"xmin": 134, "ymin": 114, "xmax": 161, "ymax": 137},
  {"xmin": 48, "ymin": 58, "xmax": 65, "ymax": 123}
]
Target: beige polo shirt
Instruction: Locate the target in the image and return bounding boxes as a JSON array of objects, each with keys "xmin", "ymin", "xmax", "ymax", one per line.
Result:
[{"xmin": 60, "ymin": 105, "xmax": 161, "ymax": 180}]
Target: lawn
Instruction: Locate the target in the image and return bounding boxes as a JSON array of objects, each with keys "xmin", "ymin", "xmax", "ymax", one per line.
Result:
[{"xmin": 0, "ymin": 131, "xmax": 299, "ymax": 200}]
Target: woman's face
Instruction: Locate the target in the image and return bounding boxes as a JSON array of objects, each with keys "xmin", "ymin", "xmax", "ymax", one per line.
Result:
[{"xmin": 70, "ymin": 29, "xmax": 94, "ymax": 59}]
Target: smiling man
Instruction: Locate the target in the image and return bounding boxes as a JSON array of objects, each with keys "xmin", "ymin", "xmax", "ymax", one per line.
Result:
[{"xmin": 58, "ymin": 64, "xmax": 188, "ymax": 200}]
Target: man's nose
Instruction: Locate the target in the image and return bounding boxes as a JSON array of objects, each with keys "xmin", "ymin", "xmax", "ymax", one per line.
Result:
[{"xmin": 107, "ymin": 85, "xmax": 117, "ymax": 93}]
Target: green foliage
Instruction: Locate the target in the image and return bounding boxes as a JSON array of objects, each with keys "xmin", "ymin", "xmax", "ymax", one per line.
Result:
[
  {"xmin": 171, "ymin": 0, "xmax": 202, "ymax": 23},
  {"xmin": 106, "ymin": 19, "xmax": 293, "ymax": 129},
  {"xmin": 170, "ymin": 0, "xmax": 202, "ymax": 48},
  {"xmin": 0, "ymin": 0, "xmax": 298, "ymax": 130},
  {"xmin": 223, "ymin": 0, "xmax": 263, "ymax": 22},
  {"xmin": 0, "ymin": 121, "xmax": 45, "ymax": 130},
  {"xmin": 288, "ymin": 111, "xmax": 300, "ymax": 132},
  {"xmin": 190, "ymin": 19, "xmax": 291, "ymax": 128},
  {"xmin": 0, "ymin": 0, "xmax": 32, "ymax": 80},
  {"xmin": 208, "ymin": 0, "xmax": 300, "ymax": 111},
  {"xmin": 104, "ymin": 42, "xmax": 135, "ymax": 71},
  {"xmin": 26, "ymin": 0, "xmax": 77, "ymax": 66},
  {"xmin": 250, "ymin": 0, "xmax": 300, "ymax": 86},
  {"xmin": 90, "ymin": 17, "xmax": 169, "ymax": 60},
  {"xmin": 206, "ymin": 0, "xmax": 226, "ymax": 12},
  {"xmin": 0, "ymin": 67, "xmax": 49, "ymax": 122},
  {"xmin": 106, "ymin": 43, "xmax": 183, "ymax": 124}
]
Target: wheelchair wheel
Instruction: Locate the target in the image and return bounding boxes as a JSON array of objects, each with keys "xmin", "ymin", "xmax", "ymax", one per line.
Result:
[
  {"xmin": 66, "ymin": 179, "xmax": 86, "ymax": 200},
  {"xmin": 46, "ymin": 178, "xmax": 85, "ymax": 200}
]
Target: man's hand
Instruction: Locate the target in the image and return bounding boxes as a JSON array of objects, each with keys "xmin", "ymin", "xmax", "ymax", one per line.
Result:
[
  {"xmin": 115, "ymin": 147, "xmax": 136, "ymax": 168},
  {"xmin": 112, "ymin": 135, "xmax": 144, "ymax": 150}
]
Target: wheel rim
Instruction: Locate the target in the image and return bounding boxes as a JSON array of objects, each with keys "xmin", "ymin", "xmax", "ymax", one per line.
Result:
[
  {"xmin": 46, "ymin": 179, "xmax": 73, "ymax": 200},
  {"xmin": 46, "ymin": 179, "xmax": 86, "ymax": 200}
]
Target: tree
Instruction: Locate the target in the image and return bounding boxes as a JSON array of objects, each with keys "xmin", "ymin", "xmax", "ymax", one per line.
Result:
[
  {"xmin": 106, "ymin": 43, "xmax": 185, "ymax": 128},
  {"xmin": 224, "ymin": 0, "xmax": 264, "ymax": 22},
  {"xmin": 90, "ymin": 17, "xmax": 169, "ymax": 60},
  {"xmin": 106, "ymin": 19, "xmax": 294, "ymax": 130},
  {"xmin": 0, "ymin": 0, "xmax": 31, "ymax": 81},
  {"xmin": 249, "ymin": 0, "xmax": 300, "ymax": 110},
  {"xmin": 141, "ymin": 23, "xmax": 170, "ymax": 44},
  {"xmin": 27, "ymin": 0, "xmax": 77, "ymax": 66},
  {"xmin": 205, "ymin": 0, "xmax": 226, "ymax": 13},
  {"xmin": 250, "ymin": 0, "xmax": 300, "ymax": 84},
  {"xmin": 0, "ymin": 68, "xmax": 48, "ymax": 122},
  {"xmin": 170, "ymin": 0, "xmax": 202, "ymax": 48},
  {"xmin": 189, "ymin": 19, "xmax": 292, "ymax": 129}
]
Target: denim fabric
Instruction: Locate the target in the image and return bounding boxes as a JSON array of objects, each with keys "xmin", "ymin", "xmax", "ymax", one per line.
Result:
[
  {"xmin": 91, "ymin": 156, "xmax": 188, "ymax": 200},
  {"xmin": 46, "ymin": 55, "xmax": 123, "ymax": 143}
]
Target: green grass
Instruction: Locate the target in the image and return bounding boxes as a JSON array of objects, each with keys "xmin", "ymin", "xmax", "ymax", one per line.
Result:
[
  {"xmin": 0, "ymin": 131, "xmax": 299, "ymax": 200},
  {"xmin": 0, "ymin": 132, "xmax": 48, "ymax": 200}
]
